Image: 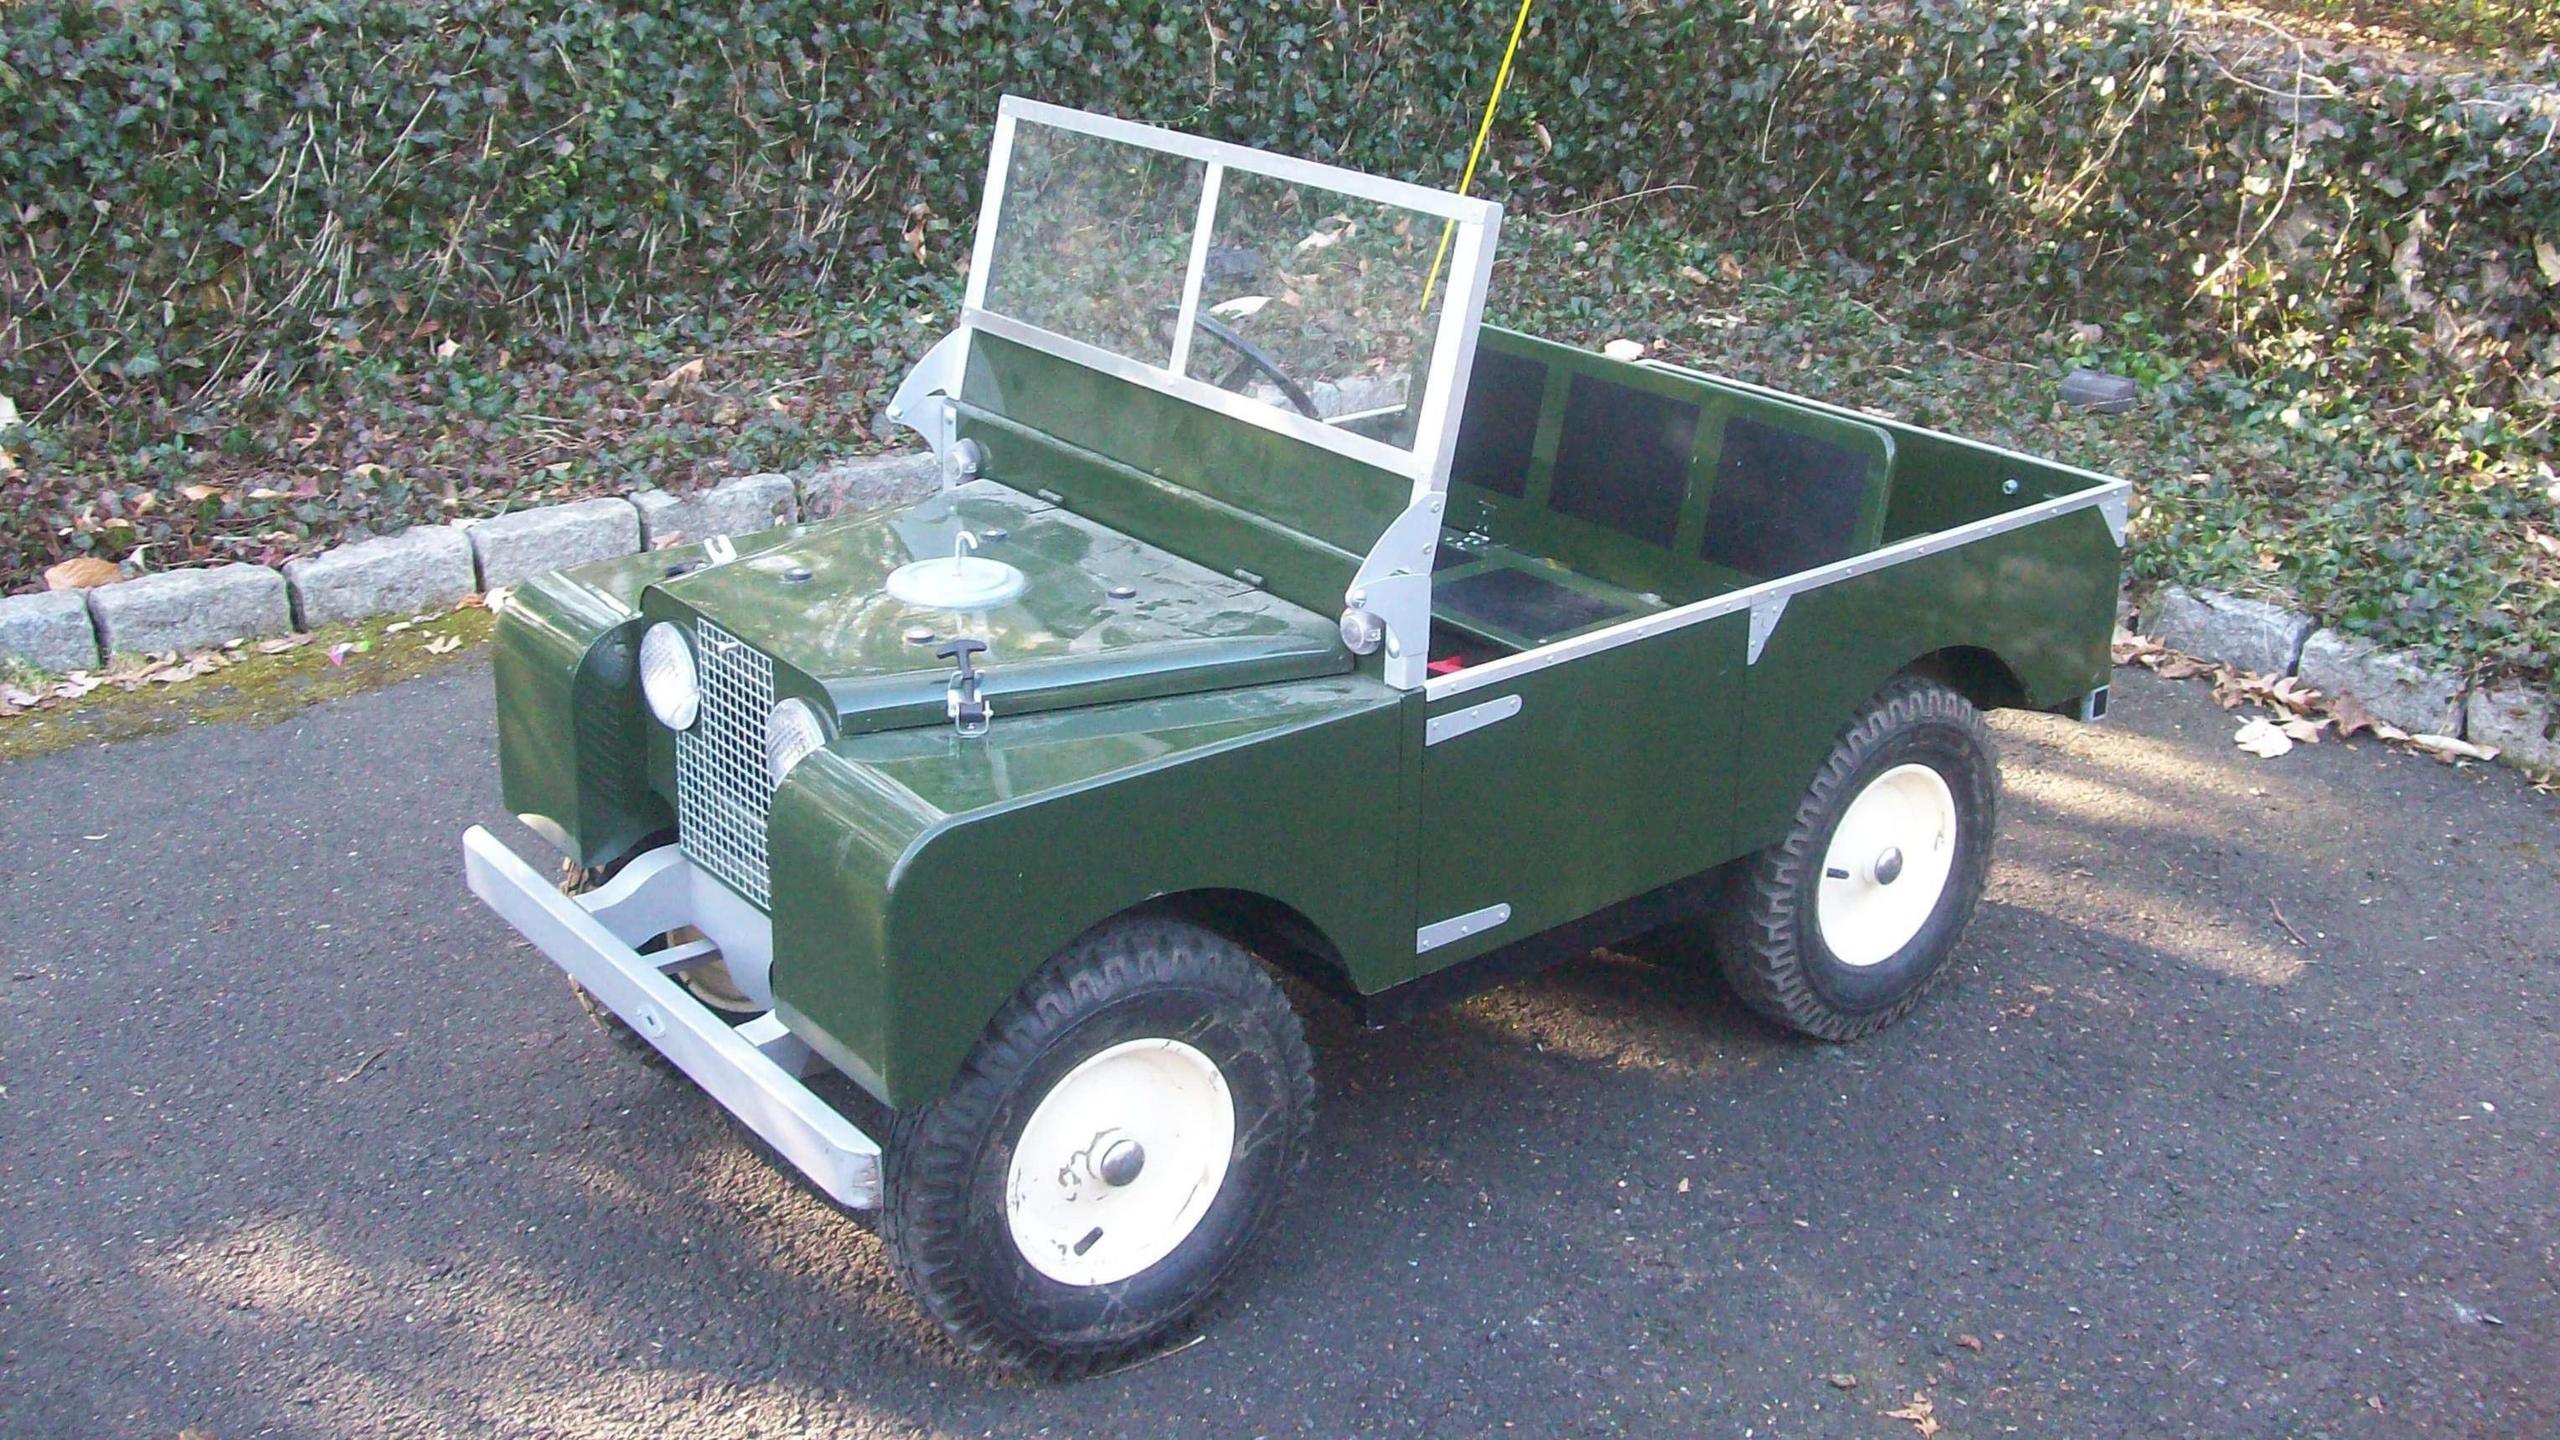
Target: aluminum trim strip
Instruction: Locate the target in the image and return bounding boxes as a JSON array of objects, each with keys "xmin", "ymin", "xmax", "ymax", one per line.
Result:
[
  {"xmin": 1405, "ymin": 209, "xmax": 1501, "ymax": 503},
  {"xmin": 1424, "ymin": 693, "xmax": 1522, "ymax": 746},
  {"xmin": 1418, "ymin": 901, "xmax": 1512, "ymax": 954},
  {"xmin": 1425, "ymin": 479, "xmax": 2131, "ymax": 701},
  {"xmin": 999, "ymin": 96, "xmax": 1502, "ymax": 226},
  {"xmin": 462, "ymin": 826, "xmax": 882, "ymax": 1208},
  {"xmin": 1165, "ymin": 161, "xmax": 1225, "ymax": 379},
  {"xmin": 961, "ymin": 109, "xmax": 1017, "ymax": 314}
]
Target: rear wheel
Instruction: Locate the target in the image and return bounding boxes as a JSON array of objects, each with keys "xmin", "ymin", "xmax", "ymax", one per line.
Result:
[
  {"xmin": 1714, "ymin": 676, "xmax": 1998, "ymax": 1040},
  {"xmin": 881, "ymin": 917, "xmax": 1314, "ymax": 1377}
]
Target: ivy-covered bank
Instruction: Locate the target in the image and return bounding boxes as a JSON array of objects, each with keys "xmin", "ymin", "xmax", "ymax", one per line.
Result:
[{"xmin": 3, "ymin": 0, "xmax": 2556, "ymax": 679}]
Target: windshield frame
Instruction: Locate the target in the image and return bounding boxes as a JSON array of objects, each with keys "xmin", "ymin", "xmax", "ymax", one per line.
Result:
[{"xmin": 960, "ymin": 97, "xmax": 1503, "ymax": 496}]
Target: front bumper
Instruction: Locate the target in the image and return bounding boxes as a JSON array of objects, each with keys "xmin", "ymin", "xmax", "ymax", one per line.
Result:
[{"xmin": 461, "ymin": 825, "xmax": 882, "ymax": 1208}]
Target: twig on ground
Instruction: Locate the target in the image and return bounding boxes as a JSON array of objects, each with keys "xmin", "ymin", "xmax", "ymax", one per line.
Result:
[
  {"xmin": 332, "ymin": 1047, "xmax": 389, "ymax": 1084},
  {"xmin": 2270, "ymin": 898, "xmax": 2310, "ymax": 948}
]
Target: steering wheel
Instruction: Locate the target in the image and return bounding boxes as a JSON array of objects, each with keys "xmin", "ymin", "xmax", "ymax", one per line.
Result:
[{"xmin": 1152, "ymin": 305, "xmax": 1323, "ymax": 420}]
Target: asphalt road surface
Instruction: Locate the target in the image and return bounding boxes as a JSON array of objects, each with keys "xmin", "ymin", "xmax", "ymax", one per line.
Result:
[{"xmin": 2, "ymin": 664, "xmax": 2553, "ymax": 1438}]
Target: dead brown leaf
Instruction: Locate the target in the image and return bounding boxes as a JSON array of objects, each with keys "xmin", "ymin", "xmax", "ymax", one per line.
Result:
[
  {"xmin": 1955, "ymin": 1333, "xmax": 1984, "ymax": 1352},
  {"xmin": 2410, "ymin": 733, "xmax": 2499, "ymax": 763},
  {"xmin": 1883, "ymin": 1392, "xmax": 1942, "ymax": 1437},
  {"xmin": 2328, "ymin": 691, "xmax": 2378, "ymax": 739},
  {"xmin": 44, "ymin": 556, "xmax": 122, "ymax": 590}
]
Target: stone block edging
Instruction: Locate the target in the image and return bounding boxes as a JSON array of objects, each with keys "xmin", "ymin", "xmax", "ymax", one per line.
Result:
[
  {"xmin": 1, "ymin": 452, "xmax": 935, "ymax": 674},
  {"xmin": 2129, "ymin": 583, "xmax": 2554, "ymax": 776}
]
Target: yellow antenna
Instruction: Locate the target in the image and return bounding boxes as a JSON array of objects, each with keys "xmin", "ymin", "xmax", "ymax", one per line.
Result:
[{"xmin": 1419, "ymin": 0, "xmax": 1536, "ymax": 313}]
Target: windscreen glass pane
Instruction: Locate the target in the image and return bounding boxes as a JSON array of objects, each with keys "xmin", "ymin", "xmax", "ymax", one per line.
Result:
[
  {"xmin": 980, "ymin": 122, "xmax": 1205, "ymax": 368},
  {"xmin": 1184, "ymin": 171, "xmax": 1449, "ymax": 450}
]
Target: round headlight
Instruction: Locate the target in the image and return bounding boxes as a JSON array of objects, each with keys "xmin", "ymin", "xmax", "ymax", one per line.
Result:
[
  {"xmin": 639, "ymin": 622, "xmax": 699, "ymax": 730},
  {"xmin": 766, "ymin": 697, "xmax": 832, "ymax": 783}
]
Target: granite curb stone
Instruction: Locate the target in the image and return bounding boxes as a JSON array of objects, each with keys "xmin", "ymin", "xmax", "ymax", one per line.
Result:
[
  {"xmin": 88, "ymin": 563, "xmax": 291, "ymax": 657},
  {"xmin": 468, "ymin": 498, "xmax": 642, "ymax": 587},
  {"xmin": 0, "ymin": 590, "xmax": 102, "ymax": 673},
  {"xmin": 2146, "ymin": 585, "xmax": 2315, "ymax": 677},
  {"xmin": 634, "ymin": 473, "xmax": 799, "ymax": 547},
  {"xmin": 2467, "ymin": 682, "xmax": 2557, "ymax": 772},
  {"xmin": 2295, "ymin": 628, "xmax": 2465, "ymax": 736},
  {"xmin": 283, "ymin": 525, "xmax": 477, "ymax": 628},
  {"xmin": 800, "ymin": 451, "xmax": 939, "ymax": 519}
]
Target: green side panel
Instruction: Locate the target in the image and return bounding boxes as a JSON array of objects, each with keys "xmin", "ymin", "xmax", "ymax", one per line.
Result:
[
  {"xmin": 1415, "ymin": 610, "xmax": 1748, "ymax": 966},
  {"xmin": 764, "ymin": 675, "xmax": 1411, "ymax": 1108},
  {"xmin": 1732, "ymin": 504, "xmax": 2121, "ymax": 852},
  {"xmin": 493, "ymin": 561, "xmax": 683, "ymax": 867},
  {"xmin": 960, "ymin": 332, "xmax": 1406, "ymax": 611}
]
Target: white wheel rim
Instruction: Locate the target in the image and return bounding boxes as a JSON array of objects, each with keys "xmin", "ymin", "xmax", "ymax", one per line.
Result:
[
  {"xmin": 1005, "ymin": 1038, "xmax": 1236, "ymax": 1287},
  {"xmin": 1815, "ymin": 762, "xmax": 1961, "ymax": 969}
]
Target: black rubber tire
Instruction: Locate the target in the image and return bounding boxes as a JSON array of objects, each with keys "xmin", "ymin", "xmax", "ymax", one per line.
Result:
[
  {"xmin": 1713, "ymin": 675, "xmax": 1998, "ymax": 1041},
  {"xmin": 880, "ymin": 916, "xmax": 1315, "ymax": 1378}
]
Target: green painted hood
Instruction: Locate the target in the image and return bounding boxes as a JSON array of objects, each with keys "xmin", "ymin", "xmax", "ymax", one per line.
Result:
[{"xmin": 642, "ymin": 480, "xmax": 1350, "ymax": 733}]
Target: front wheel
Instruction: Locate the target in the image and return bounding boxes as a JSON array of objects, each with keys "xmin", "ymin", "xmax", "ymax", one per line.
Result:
[
  {"xmin": 881, "ymin": 917, "xmax": 1314, "ymax": 1377},
  {"xmin": 1714, "ymin": 675, "xmax": 1999, "ymax": 1040}
]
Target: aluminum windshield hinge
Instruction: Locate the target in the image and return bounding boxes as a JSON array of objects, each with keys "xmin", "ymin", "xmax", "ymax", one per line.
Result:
[
  {"xmin": 885, "ymin": 326, "xmax": 975, "ymax": 471},
  {"xmin": 1344, "ymin": 491, "xmax": 1448, "ymax": 690},
  {"xmin": 939, "ymin": 636, "xmax": 993, "ymax": 737}
]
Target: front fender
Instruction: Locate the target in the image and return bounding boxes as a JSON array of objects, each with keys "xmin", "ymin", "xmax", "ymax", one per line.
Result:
[
  {"xmin": 765, "ymin": 675, "xmax": 1410, "ymax": 1109},
  {"xmin": 494, "ymin": 561, "xmax": 670, "ymax": 867}
]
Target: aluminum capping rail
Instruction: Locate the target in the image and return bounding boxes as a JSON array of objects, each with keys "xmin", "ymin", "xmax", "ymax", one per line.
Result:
[{"xmin": 1423, "ymin": 478, "xmax": 2131, "ymax": 702}]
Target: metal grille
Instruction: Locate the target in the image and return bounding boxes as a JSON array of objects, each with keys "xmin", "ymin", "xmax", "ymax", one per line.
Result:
[{"xmin": 674, "ymin": 620, "xmax": 776, "ymax": 907}]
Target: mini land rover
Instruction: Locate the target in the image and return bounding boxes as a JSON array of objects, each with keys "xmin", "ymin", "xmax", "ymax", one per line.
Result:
[{"xmin": 464, "ymin": 98, "xmax": 2127, "ymax": 1375}]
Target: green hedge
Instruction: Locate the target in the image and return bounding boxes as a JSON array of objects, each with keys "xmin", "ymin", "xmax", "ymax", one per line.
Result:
[{"xmin": 4, "ymin": 0, "xmax": 2555, "ymax": 454}]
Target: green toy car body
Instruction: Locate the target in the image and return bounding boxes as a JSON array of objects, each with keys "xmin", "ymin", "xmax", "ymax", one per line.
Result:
[{"xmin": 464, "ymin": 97, "xmax": 2126, "ymax": 1374}]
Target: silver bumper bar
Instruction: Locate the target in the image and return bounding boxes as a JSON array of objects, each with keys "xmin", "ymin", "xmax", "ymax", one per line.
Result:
[{"xmin": 461, "ymin": 825, "xmax": 882, "ymax": 1208}]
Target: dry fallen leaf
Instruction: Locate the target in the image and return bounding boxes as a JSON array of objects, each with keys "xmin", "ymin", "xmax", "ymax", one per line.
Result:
[
  {"xmin": 2329, "ymin": 691, "xmax": 2380, "ymax": 739},
  {"xmin": 2234, "ymin": 716, "xmax": 2294, "ymax": 758},
  {"xmin": 2279, "ymin": 715, "xmax": 2326, "ymax": 744},
  {"xmin": 424, "ymin": 634, "xmax": 462, "ymax": 655},
  {"xmin": 2410, "ymin": 733, "xmax": 2498, "ymax": 763},
  {"xmin": 1955, "ymin": 1333, "xmax": 1984, "ymax": 1352},
  {"xmin": 44, "ymin": 556, "xmax": 122, "ymax": 590},
  {"xmin": 257, "ymin": 634, "xmax": 312, "ymax": 655},
  {"xmin": 1883, "ymin": 1392, "xmax": 1942, "ymax": 1437}
]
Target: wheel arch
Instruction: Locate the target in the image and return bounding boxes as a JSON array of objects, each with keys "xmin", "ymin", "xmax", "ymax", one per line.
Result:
[
  {"xmin": 1120, "ymin": 888, "xmax": 1361, "ymax": 1004},
  {"xmin": 1899, "ymin": 644, "xmax": 2029, "ymax": 713}
]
